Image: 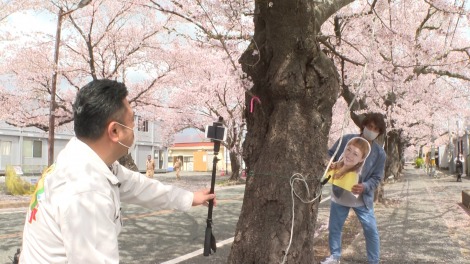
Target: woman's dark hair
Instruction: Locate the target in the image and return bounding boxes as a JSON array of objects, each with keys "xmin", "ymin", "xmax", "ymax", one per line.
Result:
[
  {"xmin": 73, "ymin": 79, "xmax": 129, "ymax": 139},
  {"xmin": 360, "ymin": 113, "xmax": 386, "ymax": 136}
]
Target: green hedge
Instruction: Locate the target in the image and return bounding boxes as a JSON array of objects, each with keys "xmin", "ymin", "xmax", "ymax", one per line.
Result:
[{"xmin": 414, "ymin": 157, "xmax": 424, "ymax": 168}]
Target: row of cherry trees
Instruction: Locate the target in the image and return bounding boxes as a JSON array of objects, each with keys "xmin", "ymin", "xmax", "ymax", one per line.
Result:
[
  {"xmin": 146, "ymin": 0, "xmax": 254, "ymax": 180},
  {"xmin": 0, "ymin": 0, "xmax": 253, "ymax": 180},
  {"xmin": 324, "ymin": 0, "xmax": 470, "ymax": 184},
  {"xmin": 3, "ymin": 1, "xmax": 468, "ymax": 182},
  {"xmin": 1, "ymin": 0, "xmax": 182, "ymax": 127}
]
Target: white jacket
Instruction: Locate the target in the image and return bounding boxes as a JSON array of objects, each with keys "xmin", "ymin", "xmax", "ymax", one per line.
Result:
[{"xmin": 20, "ymin": 137, "xmax": 194, "ymax": 263}]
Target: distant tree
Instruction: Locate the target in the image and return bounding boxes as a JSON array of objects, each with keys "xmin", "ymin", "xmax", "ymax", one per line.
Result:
[
  {"xmin": 1, "ymin": 0, "xmax": 181, "ymax": 129},
  {"xmin": 149, "ymin": 0, "xmax": 254, "ymax": 181},
  {"xmin": 0, "ymin": 0, "xmax": 187, "ymax": 169}
]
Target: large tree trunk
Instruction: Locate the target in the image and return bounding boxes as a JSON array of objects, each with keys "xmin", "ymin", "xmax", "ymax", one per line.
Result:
[
  {"xmin": 377, "ymin": 131, "xmax": 403, "ymax": 202},
  {"xmin": 229, "ymin": 151, "xmax": 241, "ymax": 181},
  {"xmin": 118, "ymin": 154, "xmax": 139, "ymax": 172},
  {"xmin": 228, "ymin": 1, "xmax": 353, "ymax": 263},
  {"xmin": 384, "ymin": 130, "xmax": 403, "ymax": 179},
  {"xmin": 384, "ymin": 130, "xmax": 402, "ymax": 179}
]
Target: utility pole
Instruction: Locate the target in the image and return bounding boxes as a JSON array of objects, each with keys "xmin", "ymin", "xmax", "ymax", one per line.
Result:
[
  {"xmin": 449, "ymin": 120, "xmax": 455, "ymax": 173},
  {"xmin": 430, "ymin": 125, "xmax": 435, "ymax": 177},
  {"xmin": 48, "ymin": 0, "xmax": 93, "ymax": 166}
]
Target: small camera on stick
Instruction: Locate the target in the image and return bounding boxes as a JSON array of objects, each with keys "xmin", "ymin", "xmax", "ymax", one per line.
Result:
[{"xmin": 205, "ymin": 117, "xmax": 226, "ymax": 142}]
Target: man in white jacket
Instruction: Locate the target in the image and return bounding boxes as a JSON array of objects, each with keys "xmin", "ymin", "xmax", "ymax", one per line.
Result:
[{"xmin": 20, "ymin": 79, "xmax": 215, "ymax": 263}]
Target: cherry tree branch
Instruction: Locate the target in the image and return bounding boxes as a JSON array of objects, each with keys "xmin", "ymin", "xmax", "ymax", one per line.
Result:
[
  {"xmin": 415, "ymin": 6, "xmax": 437, "ymax": 40},
  {"xmin": 318, "ymin": 35, "xmax": 365, "ymax": 66},
  {"xmin": 314, "ymin": 0, "xmax": 356, "ymax": 29},
  {"xmin": 414, "ymin": 66, "xmax": 470, "ymax": 81}
]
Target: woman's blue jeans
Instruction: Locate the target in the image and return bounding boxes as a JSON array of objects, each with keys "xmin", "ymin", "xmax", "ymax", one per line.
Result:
[{"xmin": 328, "ymin": 201, "xmax": 380, "ymax": 264}]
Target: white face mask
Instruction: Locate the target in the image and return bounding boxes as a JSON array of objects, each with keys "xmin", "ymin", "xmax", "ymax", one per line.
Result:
[
  {"xmin": 362, "ymin": 127, "xmax": 379, "ymax": 141},
  {"xmin": 116, "ymin": 122, "xmax": 136, "ymax": 155}
]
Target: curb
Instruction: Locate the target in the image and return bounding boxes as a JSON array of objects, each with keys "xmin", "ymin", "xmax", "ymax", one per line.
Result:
[
  {"xmin": 462, "ymin": 190, "xmax": 470, "ymax": 209},
  {"xmin": 0, "ymin": 201, "xmax": 29, "ymax": 209}
]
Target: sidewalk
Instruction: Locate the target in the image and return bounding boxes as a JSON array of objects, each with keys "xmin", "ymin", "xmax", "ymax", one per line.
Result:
[{"xmin": 340, "ymin": 165, "xmax": 470, "ymax": 263}]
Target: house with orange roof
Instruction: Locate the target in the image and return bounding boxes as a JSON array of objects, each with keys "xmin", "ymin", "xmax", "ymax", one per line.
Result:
[{"xmin": 168, "ymin": 142, "xmax": 230, "ymax": 173}]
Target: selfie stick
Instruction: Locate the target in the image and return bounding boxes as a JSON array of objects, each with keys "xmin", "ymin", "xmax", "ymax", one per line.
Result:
[{"xmin": 203, "ymin": 117, "xmax": 224, "ymax": 256}]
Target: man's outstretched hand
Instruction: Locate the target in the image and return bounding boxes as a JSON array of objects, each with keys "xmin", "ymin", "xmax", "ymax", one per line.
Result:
[{"xmin": 192, "ymin": 189, "xmax": 216, "ymax": 207}]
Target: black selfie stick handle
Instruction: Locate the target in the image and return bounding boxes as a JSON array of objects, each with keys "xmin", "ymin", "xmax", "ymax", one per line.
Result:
[
  {"xmin": 203, "ymin": 223, "xmax": 213, "ymax": 256},
  {"xmin": 207, "ymin": 153, "xmax": 218, "ymax": 217},
  {"xmin": 203, "ymin": 153, "xmax": 218, "ymax": 256},
  {"xmin": 203, "ymin": 117, "xmax": 223, "ymax": 256}
]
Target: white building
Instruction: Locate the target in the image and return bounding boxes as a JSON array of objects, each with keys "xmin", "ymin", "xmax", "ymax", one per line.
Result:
[{"xmin": 0, "ymin": 118, "xmax": 169, "ymax": 175}]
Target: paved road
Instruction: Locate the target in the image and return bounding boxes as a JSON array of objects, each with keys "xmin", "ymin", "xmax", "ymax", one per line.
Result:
[
  {"xmin": 0, "ymin": 175, "xmax": 245, "ymax": 264},
  {"xmin": 0, "ymin": 171, "xmax": 332, "ymax": 264},
  {"xmin": 118, "ymin": 185, "xmax": 245, "ymax": 263},
  {"xmin": 0, "ymin": 208, "xmax": 25, "ymax": 264}
]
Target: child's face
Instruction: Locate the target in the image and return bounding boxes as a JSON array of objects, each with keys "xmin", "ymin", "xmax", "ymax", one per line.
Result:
[{"xmin": 343, "ymin": 144, "xmax": 364, "ymax": 167}]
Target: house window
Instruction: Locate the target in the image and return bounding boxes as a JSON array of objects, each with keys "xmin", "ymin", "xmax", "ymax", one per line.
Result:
[
  {"xmin": 24, "ymin": 140, "xmax": 42, "ymax": 158},
  {"xmin": 0, "ymin": 141, "xmax": 11, "ymax": 155},
  {"xmin": 138, "ymin": 119, "xmax": 149, "ymax": 132}
]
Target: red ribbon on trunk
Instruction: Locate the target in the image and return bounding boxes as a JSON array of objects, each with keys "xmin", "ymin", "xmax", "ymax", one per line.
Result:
[{"xmin": 250, "ymin": 96, "xmax": 261, "ymax": 113}]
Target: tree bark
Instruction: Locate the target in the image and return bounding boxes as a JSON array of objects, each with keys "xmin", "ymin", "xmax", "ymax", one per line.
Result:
[
  {"xmin": 118, "ymin": 154, "xmax": 139, "ymax": 172},
  {"xmin": 377, "ymin": 130, "xmax": 404, "ymax": 202},
  {"xmin": 384, "ymin": 130, "xmax": 403, "ymax": 179},
  {"xmin": 229, "ymin": 150, "xmax": 241, "ymax": 181},
  {"xmin": 228, "ymin": 1, "xmax": 353, "ymax": 263}
]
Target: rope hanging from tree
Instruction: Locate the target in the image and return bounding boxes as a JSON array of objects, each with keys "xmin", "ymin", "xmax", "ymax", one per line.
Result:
[{"xmin": 280, "ymin": 64, "xmax": 369, "ymax": 264}]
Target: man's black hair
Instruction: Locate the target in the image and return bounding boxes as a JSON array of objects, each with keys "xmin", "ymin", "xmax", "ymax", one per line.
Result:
[
  {"xmin": 73, "ymin": 79, "xmax": 129, "ymax": 139},
  {"xmin": 360, "ymin": 113, "xmax": 386, "ymax": 136}
]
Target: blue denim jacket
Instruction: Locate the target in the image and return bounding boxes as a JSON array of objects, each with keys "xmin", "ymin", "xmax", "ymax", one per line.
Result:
[{"xmin": 328, "ymin": 134, "xmax": 386, "ymax": 208}]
